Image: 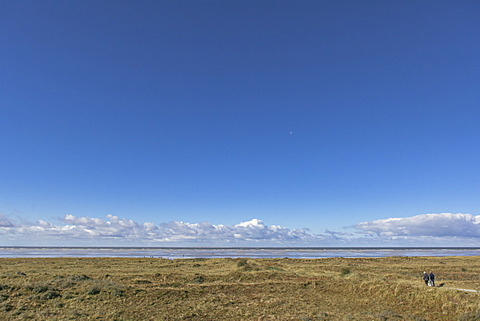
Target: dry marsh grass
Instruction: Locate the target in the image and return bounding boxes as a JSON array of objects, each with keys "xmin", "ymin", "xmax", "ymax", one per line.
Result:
[{"xmin": 0, "ymin": 256, "xmax": 479, "ymax": 320}]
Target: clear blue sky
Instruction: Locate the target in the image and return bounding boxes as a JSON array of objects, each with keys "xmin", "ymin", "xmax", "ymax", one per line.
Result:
[{"xmin": 1, "ymin": 1, "xmax": 479, "ymax": 246}]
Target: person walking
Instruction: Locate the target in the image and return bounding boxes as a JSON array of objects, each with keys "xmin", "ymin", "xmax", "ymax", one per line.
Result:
[
  {"xmin": 429, "ymin": 271, "xmax": 435, "ymax": 287},
  {"xmin": 423, "ymin": 271, "xmax": 429, "ymax": 286}
]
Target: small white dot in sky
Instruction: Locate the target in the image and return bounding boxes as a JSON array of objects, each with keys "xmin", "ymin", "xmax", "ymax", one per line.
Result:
[{"xmin": 289, "ymin": 131, "xmax": 294, "ymax": 135}]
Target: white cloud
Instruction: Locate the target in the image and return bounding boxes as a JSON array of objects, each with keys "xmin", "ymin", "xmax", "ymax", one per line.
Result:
[
  {"xmin": 355, "ymin": 213, "xmax": 480, "ymax": 238},
  {"xmin": 3, "ymin": 212, "xmax": 479, "ymax": 246},
  {"xmin": 0, "ymin": 214, "xmax": 328, "ymax": 245}
]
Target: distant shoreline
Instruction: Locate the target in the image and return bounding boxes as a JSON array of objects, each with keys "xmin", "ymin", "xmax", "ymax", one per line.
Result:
[
  {"xmin": 2, "ymin": 246, "xmax": 480, "ymax": 250},
  {"xmin": 2, "ymin": 246, "xmax": 480, "ymax": 259}
]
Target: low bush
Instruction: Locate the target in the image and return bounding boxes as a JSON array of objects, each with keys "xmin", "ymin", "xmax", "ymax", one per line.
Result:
[
  {"xmin": 340, "ymin": 268, "xmax": 351, "ymax": 276},
  {"xmin": 87, "ymin": 286, "xmax": 101, "ymax": 295},
  {"xmin": 237, "ymin": 259, "xmax": 248, "ymax": 267}
]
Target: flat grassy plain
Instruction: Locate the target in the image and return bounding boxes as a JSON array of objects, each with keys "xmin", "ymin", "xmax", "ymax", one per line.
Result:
[{"xmin": 0, "ymin": 256, "xmax": 479, "ymax": 320}]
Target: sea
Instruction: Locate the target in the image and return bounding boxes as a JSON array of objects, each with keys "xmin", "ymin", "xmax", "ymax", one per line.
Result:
[{"xmin": 1, "ymin": 247, "xmax": 480, "ymax": 259}]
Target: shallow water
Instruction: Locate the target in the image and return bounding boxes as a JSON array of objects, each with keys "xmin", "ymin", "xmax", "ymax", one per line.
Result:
[{"xmin": 1, "ymin": 247, "xmax": 479, "ymax": 259}]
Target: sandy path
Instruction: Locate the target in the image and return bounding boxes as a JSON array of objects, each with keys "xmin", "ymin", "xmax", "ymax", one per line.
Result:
[{"xmin": 449, "ymin": 288, "xmax": 478, "ymax": 293}]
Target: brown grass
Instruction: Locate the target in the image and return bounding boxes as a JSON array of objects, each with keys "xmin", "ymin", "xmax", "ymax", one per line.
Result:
[{"xmin": 0, "ymin": 256, "xmax": 479, "ymax": 320}]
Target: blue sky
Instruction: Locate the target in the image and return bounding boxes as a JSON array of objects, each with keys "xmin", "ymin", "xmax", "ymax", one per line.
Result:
[{"xmin": 1, "ymin": 1, "xmax": 479, "ymax": 246}]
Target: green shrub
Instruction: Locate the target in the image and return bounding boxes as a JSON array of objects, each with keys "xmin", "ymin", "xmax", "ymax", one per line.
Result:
[
  {"xmin": 134, "ymin": 280, "xmax": 152, "ymax": 284},
  {"xmin": 33, "ymin": 285, "xmax": 50, "ymax": 293},
  {"xmin": 69, "ymin": 274, "xmax": 92, "ymax": 281},
  {"xmin": 193, "ymin": 275, "xmax": 205, "ymax": 284},
  {"xmin": 43, "ymin": 291, "xmax": 61, "ymax": 300},
  {"xmin": 340, "ymin": 268, "xmax": 351, "ymax": 276},
  {"xmin": 111, "ymin": 288, "xmax": 125, "ymax": 297},
  {"xmin": 87, "ymin": 287, "xmax": 101, "ymax": 295},
  {"xmin": 237, "ymin": 259, "xmax": 248, "ymax": 267}
]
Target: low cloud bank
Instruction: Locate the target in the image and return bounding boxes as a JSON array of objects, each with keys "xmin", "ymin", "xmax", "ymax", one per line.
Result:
[
  {"xmin": 355, "ymin": 213, "xmax": 480, "ymax": 238},
  {"xmin": 1, "ymin": 212, "xmax": 479, "ymax": 246},
  {"xmin": 0, "ymin": 214, "xmax": 327, "ymax": 245}
]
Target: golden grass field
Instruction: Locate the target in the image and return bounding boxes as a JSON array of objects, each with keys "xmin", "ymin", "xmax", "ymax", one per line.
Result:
[{"xmin": 0, "ymin": 256, "xmax": 479, "ymax": 320}]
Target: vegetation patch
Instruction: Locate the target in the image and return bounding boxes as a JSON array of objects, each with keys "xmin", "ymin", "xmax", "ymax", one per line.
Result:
[
  {"xmin": 43, "ymin": 290, "xmax": 61, "ymax": 300},
  {"xmin": 86, "ymin": 286, "xmax": 101, "ymax": 295},
  {"xmin": 340, "ymin": 267, "xmax": 351, "ymax": 276},
  {"xmin": 236, "ymin": 258, "xmax": 248, "ymax": 267},
  {"xmin": 68, "ymin": 274, "xmax": 92, "ymax": 281},
  {"xmin": 134, "ymin": 279, "xmax": 152, "ymax": 284}
]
